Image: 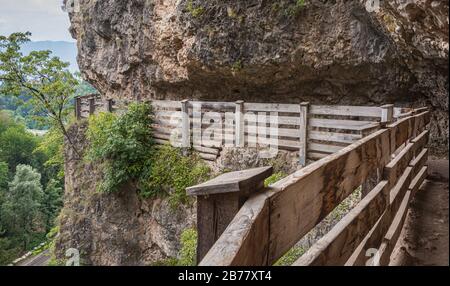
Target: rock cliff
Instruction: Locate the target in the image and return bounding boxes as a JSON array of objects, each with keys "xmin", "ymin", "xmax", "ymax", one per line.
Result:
[
  {"xmin": 67, "ymin": 0, "xmax": 448, "ymax": 151},
  {"xmin": 55, "ymin": 122, "xmax": 196, "ymax": 265}
]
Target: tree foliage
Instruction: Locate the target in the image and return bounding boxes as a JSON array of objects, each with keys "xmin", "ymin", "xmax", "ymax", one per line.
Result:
[
  {"xmin": 0, "ymin": 32, "xmax": 80, "ymax": 155},
  {"xmin": 1, "ymin": 165, "xmax": 44, "ymax": 250}
]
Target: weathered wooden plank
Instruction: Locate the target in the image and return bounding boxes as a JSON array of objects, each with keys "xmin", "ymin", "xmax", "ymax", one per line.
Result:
[
  {"xmin": 383, "ymin": 142, "xmax": 414, "ymax": 188},
  {"xmin": 187, "ymin": 167, "xmax": 273, "ymax": 196},
  {"xmin": 309, "ymin": 105, "xmax": 381, "ymax": 118},
  {"xmin": 388, "ymin": 116, "xmax": 414, "ymax": 152},
  {"xmin": 293, "ymin": 181, "xmax": 389, "ymax": 266},
  {"xmin": 409, "ymin": 148, "xmax": 428, "ymax": 177},
  {"xmin": 309, "ymin": 118, "xmax": 379, "ymax": 131},
  {"xmin": 410, "ymin": 130, "xmax": 429, "ymax": 155},
  {"xmin": 193, "ymin": 145, "xmax": 220, "ymax": 155},
  {"xmin": 189, "ymin": 101, "xmax": 236, "ymax": 110},
  {"xmin": 199, "ymin": 153, "xmax": 218, "ymax": 161},
  {"xmin": 246, "ymin": 127, "xmax": 299, "ymax": 138},
  {"xmin": 151, "ymin": 100, "xmax": 181, "ymax": 109},
  {"xmin": 308, "ymin": 142, "xmax": 345, "ymax": 154},
  {"xmin": 235, "ymin": 101, "xmax": 245, "ymax": 147},
  {"xmin": 244, "ymin": 102, "xmax": 300, "ymax": 113},
  {"xmin": 307, "ymin": 152, "xmax": 329, "ymax": 161},
  {"xmin": 309, "ymin": 130, "xmax": 362, "ymax": 144},
  {"xmin": 378, "ymin": 190, "xmax": 412, "ymax": 266},
  {"xmin": 299, "ymin": 103, "xmax": 309, "ymax": 167},
  {"xmin": 267, "ymin": 129, "xmax": 391, "ymax": 264},
  {"xmin": 246, "ymin": 115, "xmax": 301, "ymax": 126},
  {"xmin": 154, "ymin": 118, "xmax": 182, "ymax": 128},
  {"xmin": 412, "ymin": 111, "xmax": 431, "ymax": 137},
  {"xmin": 199, "ymin": 192, "xmax": 271, "ymax": 266},
  {"xmin": 346, "ymin": 167, "xmax": 413, "ymax": 266},
  {"xmin": 409, "ymin": 166, "xmax": 428, "ymax": 197},
  {"xmin": 154, "ymin": 110, "xmax": 182, "ymax": 119}
]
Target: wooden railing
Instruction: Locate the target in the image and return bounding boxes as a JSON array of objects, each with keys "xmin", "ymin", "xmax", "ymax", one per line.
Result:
[
  {"xmin": 198, "ymin": 109, "xmax": 430, "ymax": 266},
  {"xmin": 74, "ymin": 95, "xmax": 412, "ymax": 164}
]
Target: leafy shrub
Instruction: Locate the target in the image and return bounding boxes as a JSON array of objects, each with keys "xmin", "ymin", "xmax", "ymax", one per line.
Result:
[
  {"xmin": 264, "ymin": 172, "xmax": 288, "ymax": 187},
  {"xmin": 178, "ymin": 228, "xmax": 197, "ymax": 266},
  {"xmin": 140, "ymin": 145, "xmax": 211, "ymax": 207},
  {"xmin": 151, "ymin": 228, "xmax": 198, "ymax": 266},
  {"xmin": 86, "ymin": 103, "xmax": 154, "ymax": 193}
]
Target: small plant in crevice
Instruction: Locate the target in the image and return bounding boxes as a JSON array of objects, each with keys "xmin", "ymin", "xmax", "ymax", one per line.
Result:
[
  {"xmin": 187, "ymin": 0, "xmax": 205, "ymax": 18},
  {"xmin": 231, "ymin": 60, "xmax": 243, "ymax": 73},
  {"xmin": 264, "ymin": 172, "xmax": 288, "ymax": 187}
]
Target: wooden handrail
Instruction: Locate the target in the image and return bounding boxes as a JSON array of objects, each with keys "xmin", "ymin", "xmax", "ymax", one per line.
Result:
[{"xmin": 198, "ymin": 110, "xmax": 430, "ymax": 266}]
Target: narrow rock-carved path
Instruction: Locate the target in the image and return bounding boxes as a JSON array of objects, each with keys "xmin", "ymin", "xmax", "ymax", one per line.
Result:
[{"xmin": 391, "ymin": 160, "xmax": 449, "ymax": 266}]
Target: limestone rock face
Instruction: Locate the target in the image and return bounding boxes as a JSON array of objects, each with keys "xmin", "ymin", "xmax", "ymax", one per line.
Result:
[
  {"xmin": 67, "ymin": 0, "xmax": 448, "ymax": 151},
  {"xmin": 55, "ymin": 122, "xmax": 195, "ymax": 265}
]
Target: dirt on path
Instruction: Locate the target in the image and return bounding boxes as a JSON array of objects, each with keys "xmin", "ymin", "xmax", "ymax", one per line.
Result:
[{"xmin": 390, "ymin": 160, "xmax": 449, "ymax": 266}]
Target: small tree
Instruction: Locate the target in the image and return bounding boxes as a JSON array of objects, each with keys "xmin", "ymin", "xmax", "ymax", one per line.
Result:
[
  {"xmin": 0, "ymin": 32, "xmax": 80, "ymax": 156},
  {"xmin": 1, "ymin": 165, "xmax": 44, "ymax": 249}
]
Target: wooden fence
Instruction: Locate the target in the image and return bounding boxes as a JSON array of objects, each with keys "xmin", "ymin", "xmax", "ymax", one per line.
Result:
[
  {"xmin": 75, "ymin": 94, "xmax": 412, "ymax": 164},
  {"xmin": 197, "ymin": 109, "xmax": 430, "ymax": 266}
]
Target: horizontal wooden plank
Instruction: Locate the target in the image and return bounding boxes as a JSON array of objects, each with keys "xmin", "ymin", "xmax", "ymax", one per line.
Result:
[
  {"xmin": 308, "ymin": 142, "xmax": 345, "ymax": 154},
  {"xmin": 199, "ymin": 152, "xmax": 218, "ymax": 161},
  {"xmin": 409, "ymin": 148, "xmax": 428, "ymax": 177},
  {"xmin": 246, "ymin": 115, "xmax": 301, "ymax": 126},
  {"xmin": 346, "ymin": 166, "xmax": 413, "ymax": 266},
  {"xmin": 152, "ymin": 100, "xmax": 181, "ymax": 109},
  {"xmin": 193, "ymin": 145, "xmax": 220, "ymax": 155},
  {"xmin": 244, "ymin": 102, "xmax": 300, "ymax": 113},
  {"xmin": 189, "ymin": 101, "xmax": 236, "ymax": 109},
  {"xmin": 307, "ymin": 152, "xmax": 330, "ymax": 161},
  {"xmin": 388, "ymin": 116, "xmax": 414, "ymax": 151},
  {"xmin": 293, "ymin": 181, "xmax": 388, "ymax": 266},
  {"xmin": 309, "ymin": 118, "xmax": 379, "ymax": 131},
  {"xmin": 308, "ymin": 130, "xmax": 362, "ymax": 144},
  {"xmin": 154, "ymin": 118, "xmax": 182, "ymax": 128},
  {"xmin": 378, "ymin": 190, "xmax": 412, "ymax": 266},
  {"xmin": 154, "ymin": 110, "xmax": 182, "ymax": 119},
  {"xmin": 384, "ymin": 142, "xmax": 414, "ymax": 188},
  {"xmin": 246, "ymin": 126, "xmax": 299, "ymax": 138},
  {"xmin": 267, "ymin": 128, "xmax": 391, "ymax": 264},
  {"xmin": 409, "ymin": 166, "xmax": 427, "ymax": 196},
  {"xmin": 310, "ymin": 105, "xmax": 381, "ymax": 118}
]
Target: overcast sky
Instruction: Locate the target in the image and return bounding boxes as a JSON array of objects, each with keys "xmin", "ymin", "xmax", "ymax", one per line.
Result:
[{"xmin": 0, "ymin": 0, "xmax": 74, "ymax": 42}]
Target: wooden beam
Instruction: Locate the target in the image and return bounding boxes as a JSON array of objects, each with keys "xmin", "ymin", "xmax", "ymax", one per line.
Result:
[
  {"xmin": 293, "ymin": 181, "xmax": 389, "ymax": 266},
  {"xmin": 199, "ymin": 192, "xmax": 271, "ymax": 266},
  {"xmin": 267, "ymin": 129, "xmax": 391, "ymax": 264},
  {"xmin": 381, "ymin": 104, "xmax": 394, "ymax": 125},
  {"xmin": 235, "ymin": 100, "xmax": 245, "ymax": 147},
  {"xmin": 181, "ymin": 100, "xmax": 191, "ymax": 148},
  {"xmin": 299, "ymin": 102, "xmax": 309, "ymax": 166},
  {"xmin": 377, "ymin": 190, "xmax": 412, "ymax": 266}
]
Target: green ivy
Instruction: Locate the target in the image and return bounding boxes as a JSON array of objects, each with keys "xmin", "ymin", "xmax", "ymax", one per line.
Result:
[
  {"xmin": 86, "ymin": 103, "xmax": 154, "ymax": 194},
  {"xmin": 140, "ymin": 145, "xmax": 211, "ymax": 208}
]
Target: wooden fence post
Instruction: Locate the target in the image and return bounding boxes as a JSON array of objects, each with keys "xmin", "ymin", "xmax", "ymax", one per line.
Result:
[
  {"xmin": 75, "ymin": 97, "xmax": 81, "ymax": 120},
  {"xmin": 181, "ymin": 99, "xmax": 191, "ymax": 148},
  {"xmin": 299, "ymin": 102, "xmax": 309, "ymax": 167},
  {"xmin": 235, "ymin": 100, "xmax": 245, "ymax": 147},
  {"xmin": 89, "ymin": 97, "xmax": 96, "ymax": 115},
  {"xmin": 186, "ymin": 166, "xmax": 273, "ymax": 264},
  {"xmin": 105, "ymin": 99, "xmax": 113, "ymax": 112},
  {"xmin": 381, "ymin": 104, "xmax": 394, "ymax": 126}
]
